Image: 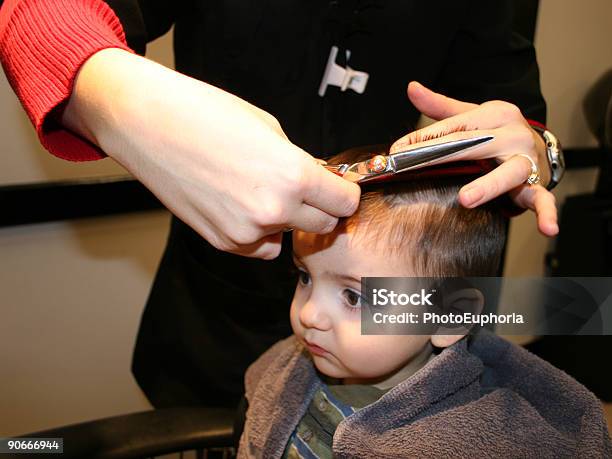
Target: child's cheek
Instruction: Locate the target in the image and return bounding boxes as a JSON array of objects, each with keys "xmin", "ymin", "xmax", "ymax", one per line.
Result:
[
  {"xmin": 338, "ymin": 329, "xmax": 384, "ymax": 375},
  {"xmin": 289, "ymin": 299, "xmax": 303, "ymax": 335}
]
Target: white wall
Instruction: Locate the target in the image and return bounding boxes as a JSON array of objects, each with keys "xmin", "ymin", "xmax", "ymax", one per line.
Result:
[
  {"xmin": 0, "ymin": 32, "xmax": 175, "ymax": 436},
  {"xmin": 1, "ymin": 0, "xmax": 611, "ymax": 437},
  {"xmin": 0, "ymin": 211, "xmax": 169, "ymax": 436},
  {"xmin": 536, "ymin": 0, "xmax": 612, "ymax": 148},
  {"xmin": 503, "ymin": 0, "xmax": 611, "ymax": 276}
]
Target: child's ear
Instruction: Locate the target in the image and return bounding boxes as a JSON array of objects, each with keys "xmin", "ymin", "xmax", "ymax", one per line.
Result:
[{"xmin": 430, "ymin": 288, "xmax": 484, "ymax": 349}]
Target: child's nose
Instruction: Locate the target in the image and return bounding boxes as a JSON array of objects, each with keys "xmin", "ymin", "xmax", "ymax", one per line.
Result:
[{"xmin": 299, "ymin": 298, "xmax": 332, "ymax": 331}]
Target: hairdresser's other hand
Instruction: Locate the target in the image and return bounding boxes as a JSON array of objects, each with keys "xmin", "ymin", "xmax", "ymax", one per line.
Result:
[
  {"xmin": 62, "ymin": 49, "xmax": 360, "ymax": 259},
  {"xmin": 390, "ymin": 81, "xmax": 557, "ymax": 237}
]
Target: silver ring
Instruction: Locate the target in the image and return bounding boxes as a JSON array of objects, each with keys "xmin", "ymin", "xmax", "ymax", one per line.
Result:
[{"xmin": 517, "ymin": 153, "xmax": 540, "ymax": 185}]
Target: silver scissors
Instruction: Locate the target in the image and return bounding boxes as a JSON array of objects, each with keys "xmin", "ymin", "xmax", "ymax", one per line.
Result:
[{"xmin": 324, "ymin": 135, "xmax": 494, "ymax": 183}]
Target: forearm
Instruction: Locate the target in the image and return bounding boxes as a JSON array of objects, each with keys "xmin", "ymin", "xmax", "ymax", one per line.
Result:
[
  {"xmin": 60, "ymin": 47, "xmax": 283, "ymax": 176},
  {"xmin": 61, "ymin": 48, "xmax": 151, "ymax": 155}
]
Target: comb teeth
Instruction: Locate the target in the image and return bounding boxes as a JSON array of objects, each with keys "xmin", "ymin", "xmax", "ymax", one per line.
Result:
[{"xmin": 406, "ymin": 124, "xmax": 469, "ymax": 145}]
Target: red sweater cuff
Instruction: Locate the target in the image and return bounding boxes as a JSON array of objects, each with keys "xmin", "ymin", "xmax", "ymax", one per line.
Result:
[
  {"xmin": 526, "ymin": 119, "xmax": 547, "ymax": 130},
  {"xmin": 0, "ymin": 0, "xmax": 133, "ymax": 161}
]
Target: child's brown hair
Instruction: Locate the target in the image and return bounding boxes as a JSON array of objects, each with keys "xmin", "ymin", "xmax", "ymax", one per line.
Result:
[{"xmin": 329, "ymin": 146, "xmax": 508, "ymax": 277}]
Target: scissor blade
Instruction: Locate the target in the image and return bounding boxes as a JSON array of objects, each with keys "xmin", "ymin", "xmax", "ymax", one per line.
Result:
[{"xmin": 390, "ymin": 135, "xmax": 494, "ymax": 173}]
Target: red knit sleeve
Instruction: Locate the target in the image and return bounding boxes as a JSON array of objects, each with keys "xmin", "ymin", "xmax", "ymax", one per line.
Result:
[{"xmin": 0, "ymin": 0, "xmax": 134, "ymax": 161}]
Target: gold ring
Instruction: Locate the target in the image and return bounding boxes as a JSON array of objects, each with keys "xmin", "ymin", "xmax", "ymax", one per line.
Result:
[{"xmin": 517, "ymin": 154, "xmax": 540, "ymax": 185}]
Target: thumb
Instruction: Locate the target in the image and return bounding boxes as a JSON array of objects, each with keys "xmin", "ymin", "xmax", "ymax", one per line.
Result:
[{"xmin": 407, "ymin": 81, "xmax": 476, "ymax": 121}]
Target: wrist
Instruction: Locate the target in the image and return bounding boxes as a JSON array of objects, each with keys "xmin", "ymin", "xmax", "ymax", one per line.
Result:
[
  {"xmin": 60, "ymin": 48, "xmax": 194, "ymax": 172},
  {"xmin": 61, "ymin": 48, "xmax": 242, "ymax": 181},
  {"xmin": 529, "ymin": 124, "xmax": 565, "ymax": 190},
  {"xmin": 531, "ymin": 127, "xmax": 551, "ymax": 187},
  {"xmin": 61, "ymin": 48, "xmax": 183, "ymax": 156},
  {"xmin": 61, "ymin": 48, "xmax": 139, "ymax": 148}
]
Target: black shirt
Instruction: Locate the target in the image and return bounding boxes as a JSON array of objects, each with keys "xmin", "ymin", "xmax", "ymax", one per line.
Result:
[
  {"xmin": 104, "ymin": 0, "xmax": 546, "ymax": 408},
  {"xmin": 107, "ymin": 0, "xmax": 545, "ymax": 156}
]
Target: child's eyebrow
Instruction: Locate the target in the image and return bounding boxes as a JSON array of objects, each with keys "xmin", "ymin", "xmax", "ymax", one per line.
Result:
[
  {"xmin": 324, "ymin": 271, "xmax": 361, "ymax": 286},
  {"xmin": 292, "ymin": 252, "xmax": 360, "ymax": 285}
]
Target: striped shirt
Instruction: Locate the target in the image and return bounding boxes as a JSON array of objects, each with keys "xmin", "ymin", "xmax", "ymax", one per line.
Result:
[{"xmin": 282, "ymin": 382, "xmax": 388, "ymax": 459}]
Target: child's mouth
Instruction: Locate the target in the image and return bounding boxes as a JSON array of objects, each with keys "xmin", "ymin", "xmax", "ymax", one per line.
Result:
[{"xmin": 304, "ymin": 340, "xmax": 328, "ymax": 356}]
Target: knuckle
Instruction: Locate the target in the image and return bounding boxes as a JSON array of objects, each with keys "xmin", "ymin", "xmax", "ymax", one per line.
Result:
[
  {"xmin": 207, "ymin": 232, "xmax": 234, "ymax": 252},
  {"xmin": 487, "ymin": 100, "xmax": 522, "ymax": 120},
  {"xmin": 482, "ymin": 99, "xmax": 501, "ymax": 109},
  {"xmin": 487, "ymin": 179, "xmax": 501, "ymax": 199},
  {"xmin": 501, "ymin": 102, "xmax": 522, "ymax": 119},
  {"xmin": 252, "ymin": 197, "xmax": 286, "ymax": 227},
  {"xmin": 266, "ymin": 114, "xmax": 282, "ymax": 131},
  {"xmin": 319, "ymin": 217, "xmax": 338, "ymax": 234},
  {"xmin": 517, "ymin": 156, "xmax": 532, "ymax": 179},
  {"xmin": 349, "ymin": 187, "xmax": 361, "ymax": 212},
  {"xmin": 229, "ymin": 226, "xmax": 260, "ymax": 246},
  {"xmin": 520, "ymin": 128, "xmax": 537, "ymax": 151},
  {"xmin": 262, "ymin": 245, "xmax": 282, "ymax": 260},
  {"xmin": 279, "ymin": 160, "xmax": 309, "ymax": 196},
  {"xmin": 253, "ymin": 106, "xmax": 281, "ymax": 129},
  {"xmin": 509, "ymin": 127, "xmax": 536, "ymax": 152},
  {"xmin": 338, "ymin": 192, "xmax": 359, "ymax": 217},
  {"xmin": 290, "ymin": 163, "xmax": 310, "ymax": 195}
]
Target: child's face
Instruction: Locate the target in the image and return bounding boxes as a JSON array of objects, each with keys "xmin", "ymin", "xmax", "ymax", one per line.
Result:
[{"xmin": 290, "ymin": 226, "xmax": 431, "ymax": 383}]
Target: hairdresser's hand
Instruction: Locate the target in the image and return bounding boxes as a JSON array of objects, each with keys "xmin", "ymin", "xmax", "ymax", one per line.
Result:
[
  {"xmin": 390, "ymin": 81, "xmax": 557, "ymax": 237},
  {"xmin": 62, "ymin": 49, "xmax": 359, "ymax": 259}
]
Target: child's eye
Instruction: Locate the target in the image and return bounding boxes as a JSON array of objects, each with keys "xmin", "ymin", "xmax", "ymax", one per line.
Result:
[
  {"xmin": 297, "ymin": 268, "xmax": 311, "ymax": 286},
  {"xmin": 342, "ymin": 289, "xmax": 362, "ymax": 310}
]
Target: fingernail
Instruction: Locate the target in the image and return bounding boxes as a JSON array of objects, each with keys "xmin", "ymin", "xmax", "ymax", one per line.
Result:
[{"xmin": 461, "ymin": 187, "xmax": 485, "ymax": 207}]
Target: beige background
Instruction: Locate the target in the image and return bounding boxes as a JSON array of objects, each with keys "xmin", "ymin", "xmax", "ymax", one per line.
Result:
[{"xmin": 1, "ymin": 0, "xmax": 611, "ymax": 438}]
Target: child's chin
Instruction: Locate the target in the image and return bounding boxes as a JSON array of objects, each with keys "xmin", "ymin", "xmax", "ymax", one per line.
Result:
[{"xmin": 312, "ymin": 355, "xmax": 346, "ymax": 379}]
